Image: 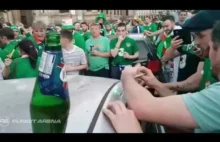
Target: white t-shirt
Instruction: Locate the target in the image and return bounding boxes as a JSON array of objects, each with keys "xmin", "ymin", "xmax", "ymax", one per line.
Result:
[{"xmin": 62, "ymin": 45, "xmax": 87, "ymax": 75}]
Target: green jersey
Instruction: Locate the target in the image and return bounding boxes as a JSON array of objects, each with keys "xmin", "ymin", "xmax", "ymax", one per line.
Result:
[
  {"xmin": 110, "ymin": 37, "xmax": 139, "ymax": 65},
  {"xmin": 113, "ymin": 25, "xmax": 117, "ymax": 32},
  {"xmin": 8, "ymin": 57, "xmax": 38, "ymax": 79},
  {"xmin": 157, "ymin": 33, "xmax": 172, "ymax": 59},
  {"xmin": 106, "ymin": 30, "xmax": 116, "ymax": 36},
  {"xmin": 73, "ymin": 32, "xmax": 85, "ymax": 51},
  {"xmin": 199, "ymin": 58, "xmax": 217, "ymax": 90},
  {"xmin": 81, "ymin": 30, "xmax": 92, "ymax": 42},
  {"xmin": 143, "ymin": 23, "xmax": 158, "ymax": 32},
  {"xmin": 0, "ymin": 48, "xmax": 6, "ymax": 62},
  {"xmin": 2, "ymin": 40, "xmax": 20, "ymax": 60},
  {"xmin": 85, "ymin": 36, "xmax": 110, "ymax": 71}
]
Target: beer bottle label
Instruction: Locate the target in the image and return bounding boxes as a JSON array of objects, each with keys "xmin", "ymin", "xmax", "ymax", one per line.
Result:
[{"xmin": 38, "ymin": 51, "xmax": 69, "ymax": 100}]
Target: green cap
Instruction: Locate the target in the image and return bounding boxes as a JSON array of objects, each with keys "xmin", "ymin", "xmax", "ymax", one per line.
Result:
[
  {"xmin": 10, "ymin": 25, "xmax": 21, "ymax": 34},
  {"xmin": 61, "ymin": 24, "xmax": 74, "ymax": 30},
  {"xmin": 95, "ymin": 12, "xmax": 107, "ymax": 24}
]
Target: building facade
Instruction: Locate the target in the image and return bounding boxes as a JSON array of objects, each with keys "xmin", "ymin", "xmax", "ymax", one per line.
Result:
[{"xmin": 2, "ymin": 10, "xmax": 181, "ymax": 27}]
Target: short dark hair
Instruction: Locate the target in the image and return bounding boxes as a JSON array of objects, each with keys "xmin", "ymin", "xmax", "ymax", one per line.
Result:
[
  {"xmin": 211, "ymin": 21, "xmax": 220, "ymax": 47},
  {"xmin": 179, "ymin": 10, "xmax": 187, "ymax": 15},
  {"xmin": 0, "ymin": 27, "xmax": 14, "ymax": 40},
  {"xmin": 60, "ymin": 29, "xmax": 72, "ymax": 41},
  {"xmin": 117, "ymin": 22, "xmax": 126, "ymax": 30},
  {"xmin": 162, "ymin": 15, "xmax": 175, "ymax": 22},
  {"xmin": 80, "ymin": 22, "xmax": 88, "ymax": 27}
]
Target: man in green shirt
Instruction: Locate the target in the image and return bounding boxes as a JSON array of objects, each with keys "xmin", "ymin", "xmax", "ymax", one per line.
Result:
[
  {"xmin": 161, "ymin": 10, "xmax": 216, "ymax": 94},
  {"xmin": 0, "ymin": 28, "xmax": 20, "ymax": 61},
  {"xmin": 103, "ymin": 12, "xmax": 220, "ymax": 133},
  {"xmin": 62, "ymin": 24, "xmax": 85, "ymax": 51},
  {"xmin": 80, "ymin": 22, "xmax": 91, "ymax": 41},
  {"xmin": 10, "ymin": 25, "xmax": 23, "ymax": 41},
  {"xmin": 106, "ymin": 23, "xmax": 115, "ymax": 36},
  {"xmin": 110, "ymin": 22, "xmax": 139, "ymax": 79},
  {"xmin": 85, "ymin": 23, "xmax": 111, "ymax": 78},
  {"xmin": 74, "ymin": 22, "xmax": 83, "ymax": 34},
  {"xmin": 143, "ymin": 16, "xmax": 158, "ymax": 42}
]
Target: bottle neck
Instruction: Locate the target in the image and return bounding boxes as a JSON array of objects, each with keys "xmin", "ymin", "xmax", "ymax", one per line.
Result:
[{"xmin": 44, "ymin": 44, "xmax": 62, "ymax": 51}]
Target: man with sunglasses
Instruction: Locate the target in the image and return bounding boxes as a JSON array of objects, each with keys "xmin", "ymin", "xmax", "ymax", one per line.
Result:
[{"xmin": 110, "ymin": 23, "xmax": 139, "ymax": 79}]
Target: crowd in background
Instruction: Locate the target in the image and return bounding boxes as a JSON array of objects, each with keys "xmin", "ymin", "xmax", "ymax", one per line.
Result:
[{"xmin": 1, "ymin": 10, "xmax": 220, "ymax": 133}]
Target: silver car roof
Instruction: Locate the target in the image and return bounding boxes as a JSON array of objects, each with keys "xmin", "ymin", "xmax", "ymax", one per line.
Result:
[{"xmin": 0, "ymin": 75, "xmax": 118, "ymax": 133}]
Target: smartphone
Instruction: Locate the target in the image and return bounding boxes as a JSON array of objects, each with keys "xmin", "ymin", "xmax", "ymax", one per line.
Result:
[{"xmin": 173, "ymin": 29, "xmax": 192, "ymax": 45}]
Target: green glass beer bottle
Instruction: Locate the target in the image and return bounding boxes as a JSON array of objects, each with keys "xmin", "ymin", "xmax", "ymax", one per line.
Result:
[{"xmin": 30, "ymin": 31, "xmax": 70, "ymax": 133}]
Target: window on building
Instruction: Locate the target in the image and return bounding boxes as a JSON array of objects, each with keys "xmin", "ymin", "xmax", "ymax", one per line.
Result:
[
  {"xmin": 86, "ymin": 10, "xmax": 92, "ymax": 12},
  {"xmin": 106, "ymin": 10, "xmax": 108, "ymax": 14},
  {"xmin": 117, "ymin": 10, "xmax": 119, "ymax": 15},
  {"xmin": 126, "ymin": 10, "xmax": 128, "ymax": 16},
  {"xmin": 59, "ymin": 10, "xmax": 69, "ymax": 13},
  {"xmin": 114, "ymin": 10, "xmax": 116, "ymax": 15}
]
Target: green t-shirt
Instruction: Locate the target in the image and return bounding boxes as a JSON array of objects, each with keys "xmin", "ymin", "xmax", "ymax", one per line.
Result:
[
  {"xmin": 144, "ymin": 23, "xmax": 158, "ymax": 41},
  {"xmin": 85, "ymin": 36, "xmax": 110, "ymax": 71},
  {"xmin": 25, "ymin": 33, "xmax": 45, "ymax": 57},
  {"xmin": 113, "ymin": 25, "xmax": 117, "ymax": 32},
  {"xmin": 183, "ymin": 82, "xmax": 220, "ymax": 133},
  {"xmin": 8, "ymin": 57, "xmax": 38, "ymax": 79},
  {"xmin": 106, "ymin": 30, "xmax": 116, "ymax": 36},
  {"xmin": 81, "ymin": 31, "xmax": 92, "ymax": 42},
  {"xmin": 143, "ymin": 23, "xmax": 158, "ymax": 32},
  {"xmin": 73, "ymin": 32, "xmax": 85, "ymax": 51},
  {"xmin": 110, "ymin": 37, "xmax": 139, "ymax": 65},
  {"xmin": 199, "ymin": 58, "xmax": 217, "ymax": 91},
  {"xmin": 0, "ymin": 48, "xmax": 7, "ymax": 62},
  {"xmin": 2, "ymin": 40, "xmax": 20, "ymax": 60}
]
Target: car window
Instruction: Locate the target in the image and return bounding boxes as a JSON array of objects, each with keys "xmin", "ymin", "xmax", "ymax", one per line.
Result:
[{"xmin": 136, "ymin": 40, "xmax": 149, "ymax": 59}]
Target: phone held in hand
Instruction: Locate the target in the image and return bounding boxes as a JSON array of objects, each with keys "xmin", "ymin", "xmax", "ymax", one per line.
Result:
[
  {"xmin": 173, "ymin": 29, "xmax": 192, "ymax": 45},
  {"xmin": 90, "ymin": 45, "xmax": 94, "ymax": 51}
]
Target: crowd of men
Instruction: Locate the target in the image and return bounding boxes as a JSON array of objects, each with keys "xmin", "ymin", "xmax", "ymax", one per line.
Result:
[{"xmin": 0, "ymin": 10, "xmax": 220, "ymax": 133}]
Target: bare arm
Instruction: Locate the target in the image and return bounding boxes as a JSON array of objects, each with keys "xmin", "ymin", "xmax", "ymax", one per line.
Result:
[
  {"xmin": 122, "ymin": 76, "xmax": 197, "ymax": 129},
  {"xmin": 96, "ymin": 52, "xmax": 111, "ymax": 57},
  {"xmin": 161, "ymin": 48, "xmax": 180, "ymax": 63},
  {"xmin": 147, "ymin": 29, "xmax": 164, "ymax": 37},
  {"xmin": 127, "ymin": 52, "xmax": 139, "ymax": 60},
  {"xmin": 164, "ymin": 61, "xmax": 204, "ymax": 92}
]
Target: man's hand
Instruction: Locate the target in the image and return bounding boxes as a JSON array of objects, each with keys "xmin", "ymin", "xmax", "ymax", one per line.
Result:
[
  {"xmin": 144, "ymin": 31, "xmax": 152, "ymax": 36},
  {"xmin": 4, "ymin": 58, "xmax": 12, "ymax": 67},
  {"xmin": 121, "ymin": 65, "xmax": 141, "ymax": 81},
  {"xmin": 91, "ymin": 49, "xmax": 101, "ymax": 56},
  {"xmin": 103, "ymin": 101, "xmax": 143, "ymax": 133},
  {"xmin": 111, "ymin": 48, "xmax": 119, "ymax": 57},
  {"xmin": 123, "ymin": 52, "xmax": 131, "ymax": 59},
  {"xmin": 137, "ymin": 66, "xmax": 162, "ymax": 88},
  {"xmin": 17, "ymin": 22, "xmax": 24, "ymax": 29},
  {"xmin": 118, "ymin": 35, "xmax": 125, "ymax": 43},
  {"xmin": 171, "ymin": 36, "xmax": 183, "ymax": 49}
]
